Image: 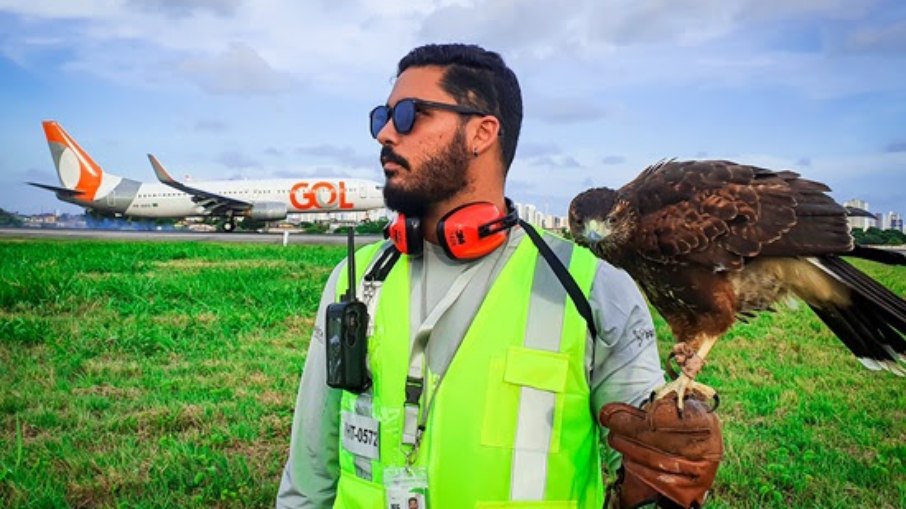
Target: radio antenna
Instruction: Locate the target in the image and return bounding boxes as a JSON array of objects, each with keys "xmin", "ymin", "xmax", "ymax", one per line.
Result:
[{"xmin": 346, "ymin": 224, "xmax": 356, "ymax": 302}]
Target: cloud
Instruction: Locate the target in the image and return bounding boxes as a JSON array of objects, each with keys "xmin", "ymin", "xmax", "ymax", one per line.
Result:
[
  {"xmin": 1, "ymin": 0, "xmax": 904, "ymax": 218},
  {"xmin": 1, "ymin": 0, "xmax": 901, "ymax": 102},
  {"xmin": 216, "ymin": 150, "xmax": 258, "ymax": 169},
  {"xmin": 194, "ymin": 119, "xmax": 229, "ymax": 133},
  {"xmin": 737, "ymin": 0, "xmax": 868, "ymax": 23},
  {"xmin": 532, "ymin": 97, "xmax": 608, "ymax": 124},
  {"xmin": 126, "ymin": 0, "xmax": 242, "ymax": 19},
  {"xmin": 843, "ymin": 20, "xmax": 906, "ymax": 54},
  {"xmin": 295, "ymin": 144, "xmax": 375, "ymax": 168},
  {"xmin": 296, "ymin": 144, "xmax": 353, "ymax": 159},
  {"xmin": 22, "ymin": 167, "xmax": 57, "ymax": 182},
  {"xmin": 586, "ymin": 0, "xmax": 737, "ymax": 47},
  {"xmin": 517, "ymin": 142, "xmax": 561, "ymax": 158},
  {"xmin": 527, "ymin": 155, "xmax": 582, "ymax": 169},
  {"xmin": 272, "ymin": 167, "xmax": 351, "ymax": 179},
  {"xmin": 416, "ymin": 0, "xmax": 567, "ymax": 59},
  {"xmin": 176, "ymin": 42, "xmax": 296, "ymax": 95},
  {"xmin": 886, "ymin": 139, "xmax": 906, "ymax": 152}
]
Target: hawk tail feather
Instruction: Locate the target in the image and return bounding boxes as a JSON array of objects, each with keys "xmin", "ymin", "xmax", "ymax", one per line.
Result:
[
  {"xmin": 808, "ymin": 256, "xmax": 906, "ymax": 375},
  {"xmin": 849, "ymin": 245, "xmax": 906, "ymax": 266}
]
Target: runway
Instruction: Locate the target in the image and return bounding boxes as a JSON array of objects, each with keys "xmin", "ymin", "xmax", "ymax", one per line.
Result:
[
  {"xmin": 3, "ymin": 227, "xmax": 905, "ymax": 253},
  {"xmin": 0, "ymin": 227, "xmax": 382, "ymax": 246}
]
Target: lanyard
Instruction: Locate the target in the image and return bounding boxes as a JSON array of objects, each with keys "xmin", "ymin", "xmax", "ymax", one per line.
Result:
[
  {"xmin": 402, "ymin": 245, "xmax": 510, "ymax": 465},
  {"xmin": 402, "ymin": 260, "xmax": 481, "ymax": 459}
]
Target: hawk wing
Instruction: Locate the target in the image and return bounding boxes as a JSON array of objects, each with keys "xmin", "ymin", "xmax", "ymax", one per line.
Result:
[{"xmin": 620, "ymin": 160, "xmax": 851, "ymax": 271}]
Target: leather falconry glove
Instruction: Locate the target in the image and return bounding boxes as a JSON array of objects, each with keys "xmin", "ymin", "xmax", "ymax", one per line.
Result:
[{"xmin": 599, "ymin": 393, "xmax": 723, "ymax": 509}]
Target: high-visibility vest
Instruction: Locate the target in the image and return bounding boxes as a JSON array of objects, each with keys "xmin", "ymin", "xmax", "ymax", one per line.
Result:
[{"xmin": 333, "ymin": 233, "xmax": 602, "ymax": 509}]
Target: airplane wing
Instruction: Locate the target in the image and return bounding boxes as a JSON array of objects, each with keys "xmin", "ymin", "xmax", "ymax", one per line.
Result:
[
  {"xmin": 27, "ymin": 182, "xmax": 86, "ymax": 197},
  {"xmin": 147, "ymin": 154, "xmax": 252, "ymax": 215}
]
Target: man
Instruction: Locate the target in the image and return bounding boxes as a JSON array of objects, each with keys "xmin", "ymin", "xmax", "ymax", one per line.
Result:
[{"xmin": 278, "ymin": 43, "xmax": 721, "ymax": 509}]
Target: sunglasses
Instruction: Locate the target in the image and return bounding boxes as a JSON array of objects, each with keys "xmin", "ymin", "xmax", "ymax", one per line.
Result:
[{"xmin": 369, "ymin": 98, "xmax": 492, "ymax": 139}]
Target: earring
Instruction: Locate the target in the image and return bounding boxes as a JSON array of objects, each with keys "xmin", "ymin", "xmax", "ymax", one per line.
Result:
[{"xmin": 472, "ymin": 147, "xmax": 479, "ymax": 157}]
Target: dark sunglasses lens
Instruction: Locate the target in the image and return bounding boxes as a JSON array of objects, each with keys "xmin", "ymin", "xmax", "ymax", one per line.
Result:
[
  {"xmin": 393, "ymin": 100, "xmax": 417, "ymax": 134},
  {"xmin": 370, "ymin": 106, "xmax": 390, "ymax": 138}
]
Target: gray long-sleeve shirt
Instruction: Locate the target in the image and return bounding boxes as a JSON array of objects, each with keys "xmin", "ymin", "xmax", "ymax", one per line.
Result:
[{"xmin": 276, "ymin": 229, "xmax": 664, "ymax": 508}]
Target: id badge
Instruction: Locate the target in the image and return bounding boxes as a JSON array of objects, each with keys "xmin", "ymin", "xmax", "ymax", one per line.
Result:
[
  {"xmin": 341, "ymin": 411, "xmax": 380, "ymax": 460},
  {"xmin": 384, "ymin": 467, "xmax": 428, "ymax": 509}
]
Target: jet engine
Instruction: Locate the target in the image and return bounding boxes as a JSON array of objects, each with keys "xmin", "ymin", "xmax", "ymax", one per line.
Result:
[{"xmin": 245, "ymin": 202, "xmax": 288, "ymax": 221}]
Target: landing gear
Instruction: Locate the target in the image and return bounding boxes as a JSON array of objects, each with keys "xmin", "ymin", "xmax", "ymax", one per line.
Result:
[{"xmin": 221, "ymin": 219, "xmax": 236, "ymax": 232}]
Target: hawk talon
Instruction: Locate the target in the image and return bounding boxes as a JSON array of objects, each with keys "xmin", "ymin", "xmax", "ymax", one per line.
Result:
[
  {"xmin": 665, "ymin": 351, "xmax": 680, "ymax": 380},
  {"xmin": 652, "ymin": 374, "xmax": 719, "ymax": 413},
  {"xmin": 665, "ymin": 346, "xmax": 707, "ymax": 381},
  {"xmin": 709, "ymin": 393, "xmax": 720, "ymax": 413}
]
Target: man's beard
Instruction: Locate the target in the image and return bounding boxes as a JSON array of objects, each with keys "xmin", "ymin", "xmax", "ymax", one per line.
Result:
[{"xmin": 383, "ymin": 128, "xmax": 470, "ymax": 217}]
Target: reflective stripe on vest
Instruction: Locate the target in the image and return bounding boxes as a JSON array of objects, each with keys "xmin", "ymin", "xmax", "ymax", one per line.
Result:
[
  {"xmin": 334, "ymin": 234, "xmax": 602, "ymax": 509},
  {"xmin": 510, "ymin": 237, "xmax": 574, "ymax": 500}
]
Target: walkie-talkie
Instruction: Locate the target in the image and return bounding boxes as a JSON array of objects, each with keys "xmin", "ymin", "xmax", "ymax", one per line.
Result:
[{"xmin": 325, "ymin": 226, "xmax": 370, "ymax": 392}]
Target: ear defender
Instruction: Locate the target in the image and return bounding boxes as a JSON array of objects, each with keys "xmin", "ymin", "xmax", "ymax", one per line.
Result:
[
  {"xmin": 385, "ymin": 214, "xmax": 423, "ymax": 256},
  {"xmin": 436, "ymin": 198, "xmax": 519, "ymax": 260}
]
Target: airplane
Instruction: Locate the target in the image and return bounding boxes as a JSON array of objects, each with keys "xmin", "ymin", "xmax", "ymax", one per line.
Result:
[{"xmin": 28, "ymin": 120, "xmax": 386, "ymax": 231}]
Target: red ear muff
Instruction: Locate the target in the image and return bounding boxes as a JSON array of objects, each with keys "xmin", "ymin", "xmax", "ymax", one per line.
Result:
[
  {"xmin": 436, "ymin": 199, "xmax": 518, "ymax": 260},
  {"xmin": 385, "ymin": 213, "xmax": 423, "ymax": 256}
]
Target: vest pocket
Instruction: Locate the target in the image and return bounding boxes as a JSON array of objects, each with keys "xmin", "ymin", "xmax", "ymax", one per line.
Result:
[
  {"xmin": 503, "ymin": 347, "xmax": 569, "ymax": 392},
  {"xmin": 334, "ymin": 471, "xmax": 385, "ymax": 509},
  {"xmin": 481, "ymin": 347, "xmax": 569, "ymax": 451}
]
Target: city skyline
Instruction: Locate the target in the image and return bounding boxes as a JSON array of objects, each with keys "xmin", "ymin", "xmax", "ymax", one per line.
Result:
[
  {"xmin": 844, "ymin": 198, "xmax": 906, "ymax": 233},
  {"xmin": 1, "ymin": 1, "xmax": 905, "ymax": 217}
]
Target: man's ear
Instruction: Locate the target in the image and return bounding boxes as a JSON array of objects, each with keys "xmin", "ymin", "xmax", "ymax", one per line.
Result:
[{"xmin": 469, "ymin": 115, "xmax": 501, "ymax": 156}]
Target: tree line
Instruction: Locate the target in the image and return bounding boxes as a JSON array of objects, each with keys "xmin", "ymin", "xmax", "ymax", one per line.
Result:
[{"xmin": 852, "ymin": 227, "xmax": 906, "ymax": 246}]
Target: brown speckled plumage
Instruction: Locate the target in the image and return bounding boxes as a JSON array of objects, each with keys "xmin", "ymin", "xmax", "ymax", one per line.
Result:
[{"xmin": 570, "ymin": 159, "xmax": 906, "ymax": 375}]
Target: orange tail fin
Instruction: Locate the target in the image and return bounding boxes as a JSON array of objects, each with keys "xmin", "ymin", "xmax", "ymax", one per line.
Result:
[{"xmin": 43, "ymin": 121, "xmax": 104, "ymax": 201}]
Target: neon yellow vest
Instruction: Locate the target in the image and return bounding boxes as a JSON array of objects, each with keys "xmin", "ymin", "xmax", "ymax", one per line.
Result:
[{"xmin": 333, "ymin": 233, "xmax": 602, "ymax": 509}]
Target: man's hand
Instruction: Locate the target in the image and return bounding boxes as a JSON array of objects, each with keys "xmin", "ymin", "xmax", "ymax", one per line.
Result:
[{"xmin": 599, "ymin": 393, "xmax": 723, "ymax": 509}]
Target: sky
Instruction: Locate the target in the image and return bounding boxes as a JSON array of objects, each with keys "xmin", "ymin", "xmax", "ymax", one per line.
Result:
[{"xmin": 1, "ymin": 0, "xmax": 905, "ymax": 217}]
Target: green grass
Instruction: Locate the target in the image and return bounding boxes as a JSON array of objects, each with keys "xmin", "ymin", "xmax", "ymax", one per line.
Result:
[
  {"xmin": 652, "ymin": 258, "xmax": 906, "ymax": 509},
  {"xmin": 0, "ymin": 239, "xmax": 344, "ymax": 507},
  {"xmin": 1, "ymin": 239, "xmax": 904, "ymax": 507}
]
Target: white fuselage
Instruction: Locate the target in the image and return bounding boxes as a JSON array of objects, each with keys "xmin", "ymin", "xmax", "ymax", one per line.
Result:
[{"xmin": 117, "ymin": 178, "xmax": 384, "ymax": 218}]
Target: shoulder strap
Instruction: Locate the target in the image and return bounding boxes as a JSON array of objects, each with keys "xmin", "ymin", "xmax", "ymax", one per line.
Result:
[
  {"xmin": 519, "ymin": 219, "xmax": 598, "ymax": 339},
  {"xmin": 364, "ymin": 242, "xmax": 402, "ymax": 283}
]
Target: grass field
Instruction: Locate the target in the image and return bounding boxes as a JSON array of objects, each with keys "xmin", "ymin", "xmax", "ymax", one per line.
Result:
[{"xmin": 1, "ymin": 238, "xmax": 904, "ymax": 508}]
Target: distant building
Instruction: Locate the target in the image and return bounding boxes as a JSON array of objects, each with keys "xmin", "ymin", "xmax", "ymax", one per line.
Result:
[
  {"xmin": 513, "ymin": 202, "xmax": 567, "ymax": 232},
  {"xmin": 882, "ymin": 211, "xmax": 904, "ymax": 232},
  {"xmin": 287, "ymin": 208, "xmax": 390, "ymax": 225},
  {"xmin": 843, "ymin": 199, "xmax": 877, "ymax": 230},
  {"xmin": 24, "ymin": 213, "xmax": 60, "ymax": 227}
]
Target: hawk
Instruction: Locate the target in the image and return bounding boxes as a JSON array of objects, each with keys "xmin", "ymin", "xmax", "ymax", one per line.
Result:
[{"xmin": 569, "ymin": 160, "xmax": 906, "ymax": 409}]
